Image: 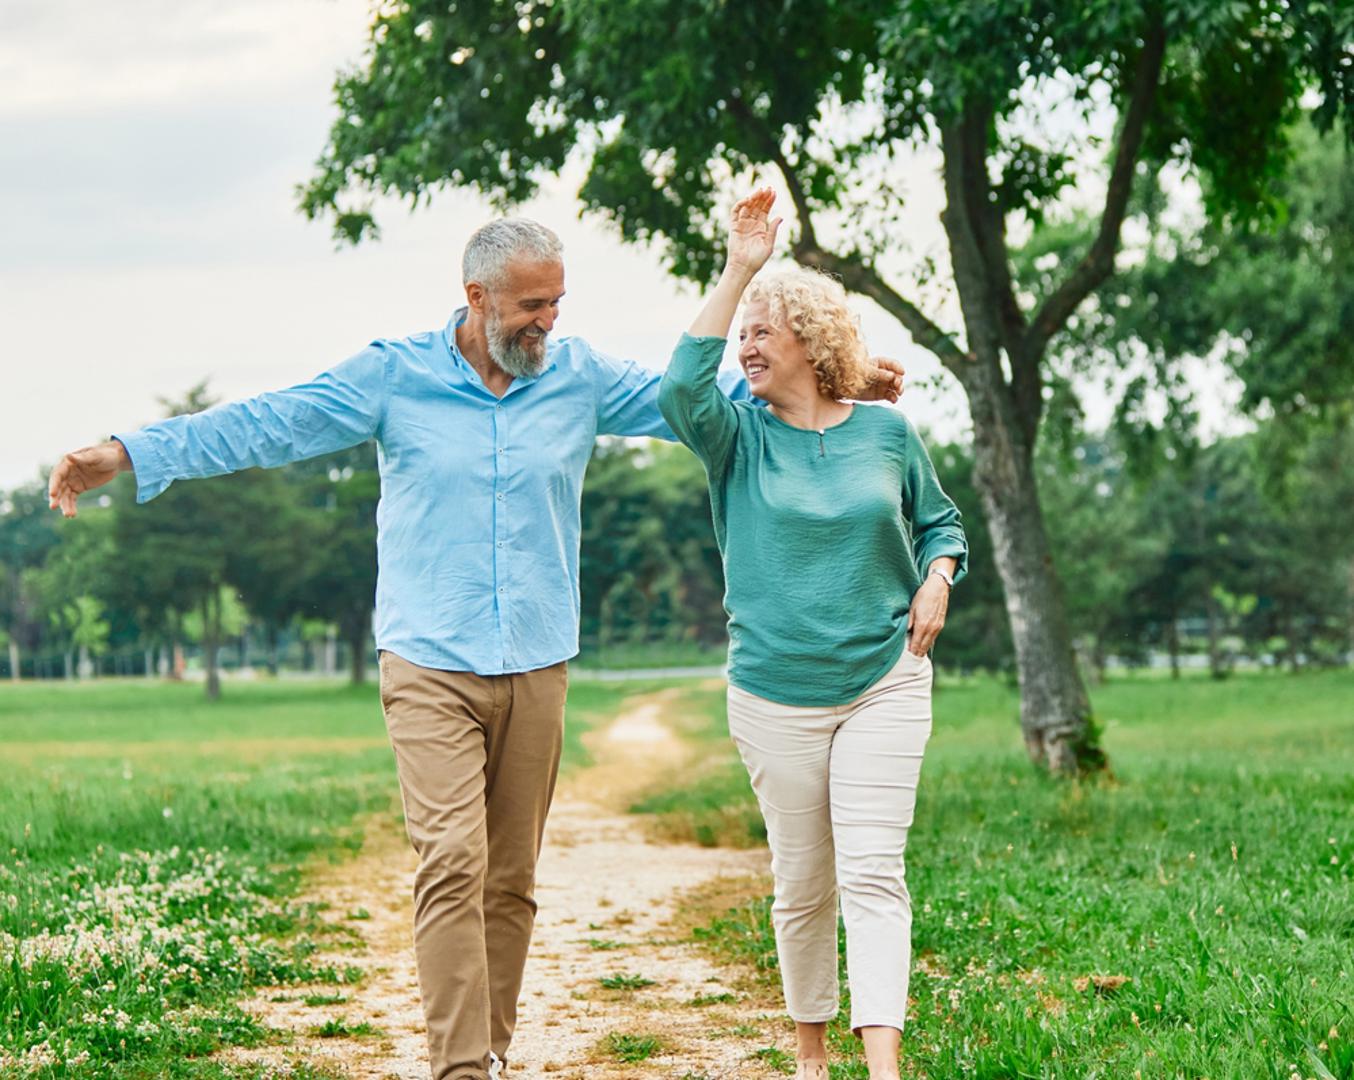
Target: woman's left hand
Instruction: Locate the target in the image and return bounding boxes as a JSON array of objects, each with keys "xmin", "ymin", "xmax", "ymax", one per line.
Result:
[
  {"xmin": 857, "ymin": 356, "xmax": 905, "ymax": 403},
  {"xmin": 907, "ymin": 575, "xmax": 949, "ymax": 655}
]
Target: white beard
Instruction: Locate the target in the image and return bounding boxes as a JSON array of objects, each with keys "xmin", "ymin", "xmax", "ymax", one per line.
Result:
[{"xmin": 486, "ymin": 309, "xmax": 548, "ymax": 379}]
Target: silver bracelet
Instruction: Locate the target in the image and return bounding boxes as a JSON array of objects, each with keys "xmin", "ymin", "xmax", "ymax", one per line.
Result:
[{"xmin": 929, "ymin": 566, "xmax": 954, "ymax": 589}]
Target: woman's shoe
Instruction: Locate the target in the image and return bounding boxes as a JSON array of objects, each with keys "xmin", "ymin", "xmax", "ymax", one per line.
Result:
[{"xmin": 794, "ymin": 1062, "xmax": 829, "ymax": 1080}]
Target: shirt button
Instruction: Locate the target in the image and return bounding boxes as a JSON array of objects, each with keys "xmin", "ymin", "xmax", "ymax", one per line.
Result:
[
  {"xmin": 495, "ymin": 404, "xmax": 503, "ymax": 411},
  {"xmin": 496, "ymin": 541, "xmax": 504, "ymax": 548},
  {"xmin": 496, "ymin": 492, "xmax": 504, "ymax": 501},
  {"xmin": 497, "ymin": 448, "xmax": 505, "ymax": 454},
  {"xmin": 498, "ymin": 587, "xmax": 505, "ymax": 594}
]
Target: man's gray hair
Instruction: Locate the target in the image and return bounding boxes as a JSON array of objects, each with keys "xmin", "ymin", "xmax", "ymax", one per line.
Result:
[{"xmin": 462, "ymin": 218, "xmax": 564, "ymax": 290}]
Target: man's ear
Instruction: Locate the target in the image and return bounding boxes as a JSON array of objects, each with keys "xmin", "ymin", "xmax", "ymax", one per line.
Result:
[{"xmin": 465, "ymin": 281, "xmax": 488, "ymax": 314}]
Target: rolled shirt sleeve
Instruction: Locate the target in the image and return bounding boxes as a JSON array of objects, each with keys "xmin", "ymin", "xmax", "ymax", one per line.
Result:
[
  {"xmin": 114, "ymin": 345, "xmax": 390, "ymax": 503},
  {"xmin": 900, "ymin": 415, "xmax": 969, "ymax": 585}
]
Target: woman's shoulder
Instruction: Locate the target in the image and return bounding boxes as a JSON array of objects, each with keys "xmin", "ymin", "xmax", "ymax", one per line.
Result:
[
  {"xmin": 853, "ymin": 404, "xmax": 933, "ymax": 458},
  {"xmin": 853, "ymin": 403, "xmax": 916, "ymax": 437}
]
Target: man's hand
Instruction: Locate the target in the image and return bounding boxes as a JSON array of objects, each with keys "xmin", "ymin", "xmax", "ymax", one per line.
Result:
[
  {"xmin": 48, "ymin": 440, "xmax": 132, "ymax": 518},
  {"xmin": 906, "ymin": 573, "xmax": 950, "ymax": 655},
  {"xmin": 857, "ymin": 356, "xmax": 905, "ymax": 404}
]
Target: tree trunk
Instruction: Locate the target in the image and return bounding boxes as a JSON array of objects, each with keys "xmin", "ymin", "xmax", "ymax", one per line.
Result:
[
  {"xmin": 347, "ymin": 609, "xmax": 371, "ymax": 686},
  {"xmin": 63, "ymin": 651, "xmax": 74, "ymax": 680},
  {"xmin": 1167, "ymin": 616, "xmax": 1181, "ymax": 679},
  {"xmin": 1205, "ymin": 591, "xmax": 1225, "ymax": 679},
  {"xmin": 7, "ymin": 638, "xmax": 18, "ymax": 682},
  {"xmin": 1347, "ymin": 556, "xmax": 1354, "ymax": 667},
  {"xmin": 266, "ymin": 625, "xmax": 280, "ymax": 677},
  {"xmin": 324, "ymin": 627, "xmax": 338, "ymax": 677},
  {"xmin": 203, "ymin": 593, "xmax": 221, "ymax": 701},
  {"xmin": 967, "ymin": 374, "xmax": 1101, "ymax": 774}
]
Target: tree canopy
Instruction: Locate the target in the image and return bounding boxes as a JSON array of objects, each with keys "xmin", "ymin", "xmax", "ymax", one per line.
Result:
[{"xmin": 298, "ymin": 0, "xmax": 1351, "ymax": 773}]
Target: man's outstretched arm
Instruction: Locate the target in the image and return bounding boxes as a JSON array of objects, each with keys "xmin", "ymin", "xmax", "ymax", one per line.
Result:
[{"xmin": 49, "ymin": 345, "xmax": 389, "ymax": 517}]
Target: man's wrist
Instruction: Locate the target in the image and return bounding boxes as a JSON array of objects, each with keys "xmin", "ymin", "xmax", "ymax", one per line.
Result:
[{"xmin": 109, "ymin": 438, "xmax": 133, "ymax": 472}]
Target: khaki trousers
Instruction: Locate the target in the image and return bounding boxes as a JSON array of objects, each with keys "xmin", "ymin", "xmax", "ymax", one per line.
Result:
[
  {"xmin": 378, "ymin": 651, "xmax": 568, "ymax": 1080},
  {"xmin": 725, "ymin": 647, "xmax": 932, "ymax": 1033}
]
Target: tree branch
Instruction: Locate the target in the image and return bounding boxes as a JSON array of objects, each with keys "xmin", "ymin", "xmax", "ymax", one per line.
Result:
[
  {"xmin": 723, "ymin": 94, "xmax": 970, "ymax": 372},
  {"xmin": 956, "ymin": 102, "xmax": 1027, "ymax": 358},
  {"xmin": 798, "ymin": 244, "xmax": 972, "ymax": 371},
  {"xmin": 1025, "ymin": 18, "xmax": 1167, "ymax": 361},
  {"xmin": 939, "ymin": 111, "xmax": 1009, "ymax": 372},
  {"xmin": 725, "ymin": 95, "xmax": 819, "ymax": 252}
]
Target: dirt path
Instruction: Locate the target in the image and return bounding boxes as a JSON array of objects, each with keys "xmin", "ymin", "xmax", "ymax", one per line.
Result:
[{"xmin": 221, "ymin": 691, "xmax": 783, "ymax": 1079}]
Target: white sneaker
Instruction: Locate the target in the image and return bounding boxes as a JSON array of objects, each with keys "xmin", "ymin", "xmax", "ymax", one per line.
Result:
[{"xmin": 488, "ymin": 1051, "xmax": 504, "ymax": 1079}]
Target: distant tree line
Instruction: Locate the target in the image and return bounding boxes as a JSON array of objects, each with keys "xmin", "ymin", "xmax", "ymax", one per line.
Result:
[
  {"xmin": 1, "ymin": 388, "xmax": 378, "ymax": 699},
  {"xmin": 5, "ymin": 406, "xmax": 1349, "ymax": 697},
  {"xmin": 5, "ymin": 127, "xmax": 1349, "ymax": 699}
]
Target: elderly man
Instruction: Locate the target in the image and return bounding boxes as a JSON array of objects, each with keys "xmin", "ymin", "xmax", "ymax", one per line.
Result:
[{"xmin": 48, "ymin": 219, "xmax": 903, "ymax": 1080}]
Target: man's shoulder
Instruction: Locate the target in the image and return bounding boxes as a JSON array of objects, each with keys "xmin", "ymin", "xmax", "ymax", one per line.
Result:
[
  {"xmin": 546, "ymin": 333, "xmax": 602, "ymax": 368},
  {"xmin": 371, "ymin": 326, "xmax": 445, "ymax": 359},
  {"xmin": 544, "ymin": 335, "xmax": 647, "ymax": 386},
  {"xmin": 349, "ymin": 327, "xmax": 451, "ymax": 385}
]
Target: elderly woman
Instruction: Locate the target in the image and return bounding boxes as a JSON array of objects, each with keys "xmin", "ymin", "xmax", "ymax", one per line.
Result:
[{"xmin": 658, "ymin": 189, "xmax": 967, "ymax": 1080}]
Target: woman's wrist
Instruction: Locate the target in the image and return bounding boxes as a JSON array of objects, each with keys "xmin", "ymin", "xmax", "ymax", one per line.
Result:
[
  {"xmin": 719, "ymin": 262, "xmax": 758, "ymax": 288},
  {"xmin": 927, "ymin": 565, "xmax": 955, "ymax": 589}
]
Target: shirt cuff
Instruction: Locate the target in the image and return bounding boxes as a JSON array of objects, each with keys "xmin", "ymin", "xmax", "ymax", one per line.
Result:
[
  {"xmin": 922, "ymin": 542, "xmax": 969, "ymax": 586},
  {"xmin": 111, "ymin": 430, "xmax": 172, "ymax": 504}
]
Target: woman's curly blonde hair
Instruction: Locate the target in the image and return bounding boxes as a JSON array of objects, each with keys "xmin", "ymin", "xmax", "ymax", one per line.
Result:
[{"xmin": 745, "ymin": 268, "xmax": 873, "ymax": 400}]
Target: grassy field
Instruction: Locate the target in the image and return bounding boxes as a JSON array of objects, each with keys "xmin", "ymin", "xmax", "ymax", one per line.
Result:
[
  {"xmin": 0, "ymin": 677, "xmax": 637, "ymax": 1079},
  {"xmin": 642, "ymin": 667, "xmax": 1354, "ymax": 1079},
  {"xmin": 3, "ymin": 669, "xmax": 1351, "ymax": 1078}
]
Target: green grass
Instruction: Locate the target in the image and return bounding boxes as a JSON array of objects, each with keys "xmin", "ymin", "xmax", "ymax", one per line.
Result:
[
  {"xmin": 300, "ymin": 993, "xmax": 347, "ymax": 1007},
  {"xmin": 686, "ymin": 991, "xmax": 736, "ymax": 1006},
  {"xmin": 7, "ymin": 667, "xmax": 1351, "ymax": 1077},
  {"xmin": 661, "ymin": 666, "xmax": 1354, "ymax": 1079},
  {"xmin": 749, "ymin": 1044, "xmax": 793, "ymax": 1069},
  {"xmin": 598, "ymin": 972, "xmax": 656, "ymax": 990},
  {"xmin": 0, "ymin": 676, "xmax": 609, "ymax": 1078},
  {"xmin": 603, "ymin": 1031, "xmax": 665, "ymax": 1062},
  {"xmin": 307, "ymin": 1017, "xmax": 383, "ymax": 1038}
]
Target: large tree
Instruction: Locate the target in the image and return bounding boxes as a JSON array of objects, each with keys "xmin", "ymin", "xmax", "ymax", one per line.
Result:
[{"xmin": 301, "ymin": 0, "xmax": 1351, "ymax": 771}]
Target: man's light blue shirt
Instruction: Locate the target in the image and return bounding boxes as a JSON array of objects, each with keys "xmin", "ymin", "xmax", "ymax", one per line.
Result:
[{"xmin": 115, "ymin": 310, "xmax": 751, "ymax": 675}]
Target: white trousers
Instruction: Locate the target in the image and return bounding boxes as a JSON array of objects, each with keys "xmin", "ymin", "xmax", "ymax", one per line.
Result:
[{"xmin": 726, "ymin": 647, "xmax": 932, "ymax": 1033}]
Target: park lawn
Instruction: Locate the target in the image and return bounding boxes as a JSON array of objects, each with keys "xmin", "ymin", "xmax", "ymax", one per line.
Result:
[
  {"xmin": 0, "ymin": 675, "xmax": 633, "ymax": 1079},
  {"xmin": 648, "ymin": 666, "xmax": 1354, "ymax": 1079}
]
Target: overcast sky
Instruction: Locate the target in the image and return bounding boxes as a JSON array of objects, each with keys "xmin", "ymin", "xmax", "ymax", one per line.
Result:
[
  {"xmin": 1, "ymin": 1, "xmax": 1243, "ymax": 494},
  {"xmin": 0, "ymin": 0, "xmax": 987, "ymax": 494}
]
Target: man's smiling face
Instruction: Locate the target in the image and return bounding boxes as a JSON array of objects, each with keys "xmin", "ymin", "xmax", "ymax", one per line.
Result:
[{"xmin": 482, "ymin": 258, "xmax": 566, "ymax": 379}]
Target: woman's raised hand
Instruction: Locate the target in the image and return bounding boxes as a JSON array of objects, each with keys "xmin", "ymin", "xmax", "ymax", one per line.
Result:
[{"xmin": 725, "ymin": 187, "xmax": 782, "ymax": 277}]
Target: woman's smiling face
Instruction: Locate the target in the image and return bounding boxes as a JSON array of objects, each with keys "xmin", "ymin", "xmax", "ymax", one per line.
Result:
[{"xmin": 738, "ymin": 299, "xmax": 812, "ymax": 401}]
